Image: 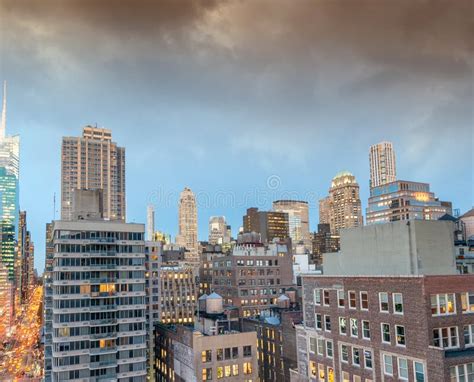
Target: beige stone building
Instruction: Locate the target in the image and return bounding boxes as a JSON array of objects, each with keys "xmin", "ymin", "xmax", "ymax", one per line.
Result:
[
  {"xmin": 61, "ymin": 126, "xmax": 126, "ymax": 221},
  {"xmin": 369, "ymin": 141, "xmax": 397, "ymax": 188},
  {"xmin": 176, "ymin": 187, "xmax": 199, "ymax": 261}
]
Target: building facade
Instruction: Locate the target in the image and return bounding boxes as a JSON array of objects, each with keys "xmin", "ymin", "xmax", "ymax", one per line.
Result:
[
  {"xmin": 243, "ymin": 208, "xmax": 290, "ymax": 244},
  {"xmin": 176, "ymin": 187, "xmax": 198, "ymax": 261},
  {"xmin": 273, "ymin": 200, "xmax": 311, "ymax": 252},
  {"xmin": 208, "ymin": 216, "xmax": 231, "ymax": 246},
  {"xmin": 154, "ymin": 293, "xmax": 258, "ymax": 382},
  {"xmin": 311, "ymin": 224, "xmax": 340, "ymax": 267},
  {"xmin": 369, "ymin": 141, "xmax": 397, "ymax": 189},
  {"xmin": 147, "ymin": 204, "xmax": 155, "ymax": 241},
  {"xmin": 61, "ymin": 126, "xmax": 126, "ymax": 221},
  {"xmin": 16, "ymin": 210, "xmax": 34, "ymax": 304},
  {"xmin": 212, "ymin": 237, "xmax": 294, "ymax": 317},
  {"xmin": 366, "ymin": 180, "xmax": 450, "ymax": 225},
  {"xmin": 291, "ymin": 274, "xmax": 474, "ymax": 382},
  {"xmin": 318, "ymin": 197, "xmax": 331, "ymax": 226},
  {"xmin": 46, "ymin": 218, "xmax": 147, "ymax": 382}
]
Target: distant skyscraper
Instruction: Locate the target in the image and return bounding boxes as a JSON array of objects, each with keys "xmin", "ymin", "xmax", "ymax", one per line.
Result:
[
  {"xmin": 208, "ymin": 216, "xmax": 231, "ymax": 245},
  {"xmin": 146, "ymin": 204, "xmax": 155, "ymax": 241},
  {"xmin": 327, "ymin": 171, "xmax": 363, "ymax": 234},
  {"xmin": 318, "ymin": 196, "xmax": 330, "ymax": 225},
  {"xmin": 176, "ymin": 187, "xmax": 198, "ymax": 260},
  {"xmin": 243, "ymin": 207, "xmax": 289, "ymax": 244},
  {"xmin": 16, "ymin": 210, "xmax": 34, "ymax": 304},
  {"xmin": 369, "ymin": 141, "xmax": 397, "ymax": 188},
  {"xmin": 366, "ymin": 180, "xmax": 450, "ymax": 224},
  {"xmin": 0, "ymin": 81, "xmax": 20, "ymax": 179},
  {"xmin": 61, "ymin": 126, "xmax": 126, "ymax": 221},
  {"xmin": 273, "ymin": 200, "xmax": 311, "ymax": 251}
]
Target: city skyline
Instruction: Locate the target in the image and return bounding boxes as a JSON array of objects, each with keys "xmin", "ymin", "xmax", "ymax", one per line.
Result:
[{"xmin": 0, "ymin": 0, "xmax": 472, "ymax": 272}]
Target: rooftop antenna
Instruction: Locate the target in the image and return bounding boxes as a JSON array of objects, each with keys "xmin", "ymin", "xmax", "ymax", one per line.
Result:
[
  {"xmin": 1, "ymin": 80, "xmax": 6, "ymax": 139},
  {"xmin": 53, "ymin": 193, "xmax": 56, "ymax": 220}
]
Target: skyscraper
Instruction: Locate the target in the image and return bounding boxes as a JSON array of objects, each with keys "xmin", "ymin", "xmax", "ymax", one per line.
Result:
[
  {"xmin": 45, "ymin": 190, "xmax": 147, "ymax": 382},
  {"xmin": 327, "ymin": 171, "xmax": 363, "ymax": 234},
  {"xmin": 0, "ymin": 82, "xmax": 20, "ymax": 282},
  {"xmin": 146, "ymin": 204, "xmax": 155, "ymax": 241},
  {"xmin": 369, "ymin": 141, "xmax": 397, "ymax": 188},
  {"xmin": 16, "ymin": 210, "xmax": 34, "ymax": 304},
  {"xmin": 61, "ymin": 126, "xmax": 126, "ymax": 221},
  {"xmin": 208, "ymin": 216, "xmax": 231, "ymax": 245},
  {"xmin": 176, "ymin": 187, "xmax": 198, "ymax": 260},
  {"xmin": 273, "ymin": 200, "xmax": 311, "ymax": 252},
  {"xmin": 243, "ymin": 207, "xmax": 289, "ymax": 244},
  {"xmin": 318, "ymin": 196, "xmax": 330, "ymax": 225}
]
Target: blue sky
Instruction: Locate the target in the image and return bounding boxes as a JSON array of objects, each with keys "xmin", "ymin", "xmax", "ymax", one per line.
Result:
[{"xmin": 0, "ymin": 0, "xmax": 472, "ymax": 272}]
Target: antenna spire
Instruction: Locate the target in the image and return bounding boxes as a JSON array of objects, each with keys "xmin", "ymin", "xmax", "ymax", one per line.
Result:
[{"xmin": 0, "ymin": 80, "xmax": 6, "ymax": 139}]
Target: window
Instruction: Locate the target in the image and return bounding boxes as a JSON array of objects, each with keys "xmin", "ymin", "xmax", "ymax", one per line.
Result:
[
  {"xmin": 202, "ymin": 368, "xmax": 212, "ymax": 381},
  {"xmin": 342, "ymin": 372, "xmax": 350, "ymax": 382},
  {"xmin": 350, "ymin": 318, "xmax": 359, "ymax": 337},
  {"xmin": 450, "ymin": 363, "xmax": 474, "ymax": 382},
  {"xmin": 414, "ymin": 361, "xmax": 425, "ymax": 382},
  {"xmin": 217, "ymin": 366, "xmax": 224, "ymax": 379},
  {"xmin": 243, "ymin": 345, "xmax": 252, "ymax": 357},
  {"xmin": 431, "ymin": 293, "xmax": 456, "ymax": 316},
  {"xmin": 326, "ymin": 340, "xmax": 333, "ymax": 358},
  {"xmin": 360, "ymin": 292, "xmax": 368, "ymax": 310},
  {"xmin": 217, "ymin": 348, "xmax": 223, "ymax": 361},
  {"xmin": 396, "ymin": 325, "xmax": 406, "ymax": 346},
  {"xmin": 232, "ymin": 364, "xmax": 239, "ymax": 376},
  {"xmin": 364, "ymin": 350, "xmax": 372, "ymax": 369},
  {"xmin": 315, "ymin": 314, "xmax": 322, "ymax": 330},
  {"xmin": 338, "ymin": 290, "xmax": 345, "ymax": 307},
  {"xmin": 323, "ymin": 289, "xmax": 330, "ymax": 306},
  {"xmin": 225, "ymin": 365, "xmax": 231, "ymax": 377},
  {"xmin": 309, "ymin": 361, "xmax": 317, "ymax": 377},
  {"xmin": 398, "ymin": 358, "xmax": 408, "ymax": 380},
  {"xmin": 349, "ymin": 291, "xmax": 356, "ymax": 309},
  {"xmin": 339, "ymin": 317, "xmax": 347, "ymax": 335},
  {"xmin": 362, "ymin": 321, "xmax": 370, "ymax": 340},
  {"xmin": 341, "ymin": 344, "xmax": 349, "ymax": 363},
  {"xmin": 393, "ymin": 293, "xmax": 403, "ymax": 314},
  {"xmin": 318, "ymin": 365, "xmax": 325, "ymax": 382},
  {"xmin": 381, "ymin": 323, "xmax": 391, "ymax": 343},
  {"xmin": 461, "ymin": 292, "xmax": 474, "ymax": 313},
  {"xmin": 309, "ymin": 337, "xmax": 316, "ymax": 354},
  {"xmin": 225, "ymin": 348, "xmax": 231, "ymax": 360},
  {"xmin": 383, "ymin": 354, "xmax": 393, "ymax": 375},
  {"xmin": 464, "ymin": 324, "xmax": 474, "ymax": 347},
  {"xmin": 353, "ymin": 376, "xmax": 361, "ymax": 382},
  {"xmin": 201, "ymin": 350, "xmax": 211, "ymax": 363},
  {"xmin": 433, "ymin": 327, "xmax": 459, "ymax": 349},
  {"xmin": 352, "ymin": 347, "xmax": 360, "ymax": 366},
  {"xmin": 314, "ymin": 289, "xmax": 321, "ymax": 305},
  {"xmin": 317, "ymin": 339, "xmax": 324, "ymax": 356},
  {"xmin": 379, "ymin": 292, "xmax": 389, "ymax": 312},
  {"xmin": 232, "ymin": 347, "xmax": 238, "ymax": 358},
  {"xmin": 243, "ymin": 362, "xmax": 252, "ymax": 374},
  {"xmin": 324, "ymin": 315, "xmax": 331, "ymax": 331}
]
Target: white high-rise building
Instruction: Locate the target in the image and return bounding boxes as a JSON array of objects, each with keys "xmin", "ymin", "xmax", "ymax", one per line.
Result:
[
  {"xmin": 369, "ymin": 141, "xmax": 397, "ymax": 188},
  {"xmin": 45, "ymin": 191, "xmax": 147, "ymax": 382},
  {"xmin": 176, "ymin": 187, "xmax": 198, "ymax": 261},
  {"xmin": 0, "ymin": 81, "xmax": 19, "ymax": 179},
  {"xmin": 146, "ymin": 204, "xmax": 155, "ymax": 241}
]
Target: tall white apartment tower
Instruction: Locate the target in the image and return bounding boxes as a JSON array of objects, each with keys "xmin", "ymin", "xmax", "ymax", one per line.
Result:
[
  {"xmin": 369, "ymin": 141, "xmax": 397, "ymax": 188},
  {"xmin": 46, "ymin": 190, "xmax": 147, "ymax": 382},
  {"xmin": 176, "ymin": 187, "xmax": 198, "ymax": 261}
]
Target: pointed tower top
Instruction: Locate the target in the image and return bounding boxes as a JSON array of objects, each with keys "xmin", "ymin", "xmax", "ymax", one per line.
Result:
[{"xmin": 0, "ymin": 81, "xmax": 6, "ymax": 139}]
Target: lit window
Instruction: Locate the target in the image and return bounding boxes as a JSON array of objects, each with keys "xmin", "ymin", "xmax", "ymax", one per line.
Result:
[
  {"xmin": 309, "ymin": 361, "xmax": 317, "ymax": 377},
  {"xmin": 217, "ymin": 366, "xmax": 224, "ymax": 379},
  {"xmin": 225, "ymin": 365, "xmax": 231, "ymax": 377},
  {"xmin": 396, "ymin": 325, "xmax": 406, "ymax": 346},
  {"xmin": 202, "ymin": 368, "xmax": 212, "ymax": 381},
  {"xmin": 431, "ymin": 293, "xmax": 456, "ymax": 316},
  {"xmin": 461, "ymin": 292, "xmax": 474, "ymax": 313},
  {"xmin": 243, "ymin": 362, "xmax": 252, "ymax": 375}
]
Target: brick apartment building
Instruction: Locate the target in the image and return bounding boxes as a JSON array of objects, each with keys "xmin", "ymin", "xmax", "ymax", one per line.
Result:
[
  {"xmin": 291, "ymin": 220, "xmax": 474, "ymax": 382},
  {"xmin": 212, "ymin": 234, "xmax": 294, "ymax": 317}
]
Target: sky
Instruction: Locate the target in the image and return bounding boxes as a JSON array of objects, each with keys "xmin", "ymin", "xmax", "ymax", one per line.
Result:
[{"xmin": 0, "ymin": 0, "xmax": 472, "ymax": 272}]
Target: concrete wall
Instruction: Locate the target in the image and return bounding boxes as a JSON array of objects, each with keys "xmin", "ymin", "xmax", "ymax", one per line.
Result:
[{"xmin": 323, "ymin": 220, "xmax": 456, "ymax": 276}]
